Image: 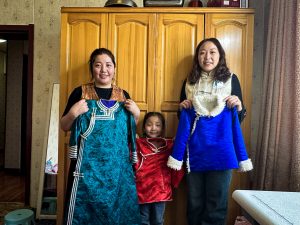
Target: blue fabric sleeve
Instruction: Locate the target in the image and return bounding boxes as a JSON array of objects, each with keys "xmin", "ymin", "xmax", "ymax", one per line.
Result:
[
  {"xmin": 232, "ymin": 107, "xmax": 249, "ymax": 162},
  {"xmin": 171, "ymin": 108, "xmax": 195, "ymax": 161}
]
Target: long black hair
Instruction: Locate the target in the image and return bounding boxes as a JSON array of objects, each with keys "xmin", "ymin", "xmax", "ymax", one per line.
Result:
[
  {"xmin": 88, "ymin": 48, "xmax": 116, "ymax": 78},
  {"xmin": 142, "ymin": 112, "xmax": 166, "ymax": 137},
  {"xmin": 188, "ymin": 38, "xmax": 231, "ymax": 84}
]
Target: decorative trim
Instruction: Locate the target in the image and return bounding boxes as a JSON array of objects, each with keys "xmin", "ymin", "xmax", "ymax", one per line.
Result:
[
  {"xmin": 186, "ymin": 145, "xmax": 191, "ymax": 173},
  {"xmin": 145, "ymin": 137, "xmax": 168, "ymax": 152},
  {"xmin": 186, "ymin": 74, "xmax": 232, "ymax": 117},
  {"xmin": 167, "ymin": 155, "xmax": 183, "ymax": 170},
  {"xmin": 81, "ymin": 108, "xmax": 96, "ymax": 139},
  {"xmin": 68, "ymin": 145, "xmax": 77, "ymax": 159},
  {"xmin": 193, "ymin": 95, "xmax": 226, "ymax": 117},
  {"xmin": 132, "ymin": 151, "xmax": 138, "ymax": 164},
  {"xmin": 67, "ymin": 133, "xmax": 86, "ymax": 225},
  {"xmin": 238, "ymin": 158, "xmax": 253, "ymax": 172},
  {"xmin": 96, "ymin": 100, "xmax": 119, "ymax": 120}
]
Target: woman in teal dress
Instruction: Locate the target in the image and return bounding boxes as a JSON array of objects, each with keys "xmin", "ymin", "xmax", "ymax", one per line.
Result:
[{"xmin": 61, "ymin": 48, "xmax": 141, "ymax": 225}]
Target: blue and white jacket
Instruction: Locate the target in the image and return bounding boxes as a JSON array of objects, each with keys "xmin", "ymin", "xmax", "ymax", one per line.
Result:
[
  {"xmin": 168, "ymin": 73, "xmax": 253, "ymax": 173},
  {"xmin": 168, "ymin": 106, "xmax": 252, "ymax": 172}
]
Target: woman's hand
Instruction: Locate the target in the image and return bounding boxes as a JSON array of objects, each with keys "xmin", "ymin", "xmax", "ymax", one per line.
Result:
[
  {"xmin": 125, "ymin": 99, "xmax": 140, "ymax": 124},
  {"xmin": 60, "ymin": 99, "xmax": 88, "ymax": 131},
  {"xmin": 179, "ymin": 99, "xmax": 193, "ymax": 110},
  {"xmin": 224, "ymin": 95, "xmax": 242, "ymax": 111},
  {"xmin": 69, "ymin": 99, "xmax": 89, "ymax": 118}
]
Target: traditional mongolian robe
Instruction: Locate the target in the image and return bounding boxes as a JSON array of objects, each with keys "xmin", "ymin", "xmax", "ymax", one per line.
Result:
[
  {"xmin": 65, "ymin": 99, "xmax": 140, "ymax": 225},
  {"xmin": 135, "ymin": 138, "xmax": 184, "ymax": 204}
]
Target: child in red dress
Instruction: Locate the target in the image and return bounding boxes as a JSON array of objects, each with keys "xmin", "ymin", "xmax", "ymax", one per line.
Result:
[{"xmin": 135, "ymin": 112, "xmax": 184, "ymax": 225}]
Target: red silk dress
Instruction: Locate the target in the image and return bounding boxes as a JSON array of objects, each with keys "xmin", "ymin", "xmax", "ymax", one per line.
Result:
[{"xmin": 135, "ymin": 137, "xmax": 184, "ymax": 204}]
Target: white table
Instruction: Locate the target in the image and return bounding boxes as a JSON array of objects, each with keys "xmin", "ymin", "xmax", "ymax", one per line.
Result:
[{"xmin": 232, "ymin": 190, "xmax": 300, "ymax": 225}]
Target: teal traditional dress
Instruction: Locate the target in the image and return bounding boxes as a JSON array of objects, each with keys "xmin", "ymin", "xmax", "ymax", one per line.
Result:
[{"xmin": 66, "ymin": 99, "xmax": 140, "ymax": 225}]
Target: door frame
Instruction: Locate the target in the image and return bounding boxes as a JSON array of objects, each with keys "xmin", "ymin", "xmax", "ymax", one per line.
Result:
[{"xmin": 0, "ymin": 24, "xmax": 34, "ymax": 204}]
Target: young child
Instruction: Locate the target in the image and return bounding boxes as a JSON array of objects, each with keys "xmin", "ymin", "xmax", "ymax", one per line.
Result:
[{"xmin": 135, "ymin": 112, "xmax": 184, "ymax": 225}]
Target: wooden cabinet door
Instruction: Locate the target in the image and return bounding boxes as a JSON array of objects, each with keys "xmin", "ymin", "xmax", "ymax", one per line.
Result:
[
  {"xmin": 156, "ymin": 13, "xmax": 205, "ymax": 138},
  {"xmin": 205, "ymin": 13, "xmax": 254, "ymax": 149},
  {"xmin": 60, "ymin": 13, "xmax": 108, "ymax": 99},
  {"xmin": 156, "ymin": 13, "xmax": 204, "ymax": 225},
  {"xmin": 58, "ymin": 12, "xmax": 108, "ymax": 225},
  {"xmin": 205, "ymin": 13, "xmax": 254, "ymax": 225},
  {"xmin": 108, "ymin": 13, "xmax": 156, "ymax": 135}
]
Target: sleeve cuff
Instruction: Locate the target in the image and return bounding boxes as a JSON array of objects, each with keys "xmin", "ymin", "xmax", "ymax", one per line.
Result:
[
  {"xmin": 238, "ymin": 158, "xmax": 253, "ymax": 172},
  {"xmin": 167, "ymin": 155, "xmax": 183, "ymax": 171},
  {"xmin": 131, "ymin": 151, "xmax": 138, "ymax": 164},
  {"xmin": 68, "ymin": 145, "xmax": 78, "ymax": 159}
]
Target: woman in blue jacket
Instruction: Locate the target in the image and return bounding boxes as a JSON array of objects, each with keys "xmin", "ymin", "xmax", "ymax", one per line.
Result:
[{"xmin": 167, "ymin": 38, "xmax": 253, "ymax": 225}]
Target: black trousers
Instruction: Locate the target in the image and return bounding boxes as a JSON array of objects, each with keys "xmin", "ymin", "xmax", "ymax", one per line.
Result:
[{"xmin": 186, "ymin": 170, "xmax": 232, "ymax": 225}]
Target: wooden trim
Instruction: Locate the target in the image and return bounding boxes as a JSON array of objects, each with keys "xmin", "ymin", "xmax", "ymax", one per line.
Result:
[
  {"xmin": 25, "ymin": 24, "xmax": 34, "ymax": 205},
  {"xmin": 0, "ymin": 25, "xmax": 33, "ymax": 31},
  {"xmin": 61, "ymin": 7, "xmax": 255, "ymax": 14}
]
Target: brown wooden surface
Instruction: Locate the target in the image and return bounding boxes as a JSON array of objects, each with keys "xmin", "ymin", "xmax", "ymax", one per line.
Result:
[
  {"xmin": 205, "ymin": 13, "xmax": 254, "ymax": 225},
  {"xmin": 0, "ymin": 171, "xmax": 25, "ymax": 202},
  {"xmin": 61, "ymin": 7, "xmax": 255, "ymax": 14}
]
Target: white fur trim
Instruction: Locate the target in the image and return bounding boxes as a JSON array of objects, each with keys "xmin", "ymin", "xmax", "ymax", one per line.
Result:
[
  {"xmin": 185, "ymin": 75, "xmax": 232, "ymax": 117},
  {"xmin": 238, "ymin": 159, "xmax": 253, "ymax": 172},
  {"xmin": 167, "ymin": 156, "xmax": 183, "ymax": 171},
  {"xmin": 185, "ymin": 82, "xmax": 195, "ymax": 101},
  {"xmin": 193, "ymin": 95, "xmax": 225, "ymax": 117}
]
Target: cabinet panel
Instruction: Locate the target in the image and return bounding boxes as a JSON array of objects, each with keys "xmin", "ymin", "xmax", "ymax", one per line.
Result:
[
  {"xmin": 108, "ymin": 13, "xmax": 156, "ymax": 133},
  {"xmin": 205, "ymin": 13, "xmax": 254, "ymax": 225},
  {"xmin": 205, "ymin": 14, "xmax": 253, "ymax": 143},
  {"xmin": 60, "ymin": 13, "xmax": 108, "ymax": 101},
  {"xmin": 157, "ymin": 14, "xmax": 204, "ymax": 137}
]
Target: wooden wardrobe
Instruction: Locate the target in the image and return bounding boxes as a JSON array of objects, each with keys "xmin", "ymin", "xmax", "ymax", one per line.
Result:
[{"xmin": 59, "ymin": 7, "xmax": 254, "ymax": 225}]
